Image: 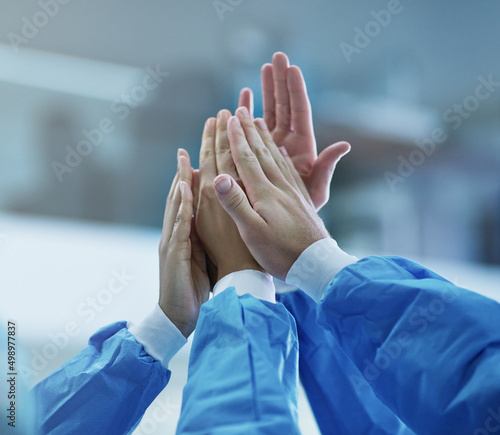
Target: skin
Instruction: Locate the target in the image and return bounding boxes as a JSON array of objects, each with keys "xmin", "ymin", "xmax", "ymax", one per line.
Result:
[
  {"xmin": 194, "ymin": 111, "xmax": 263, "ymax": 281},
  {"xmin": 158, "ymin": 149, "xmax": 210, "ymax": 338},
  {"xmin": 238, "ymin": 52, "xmax": 351, "ymax": 210},
  {"xmin": 214, "ymin": 107, "xmax": 330, "ymax": 280}
]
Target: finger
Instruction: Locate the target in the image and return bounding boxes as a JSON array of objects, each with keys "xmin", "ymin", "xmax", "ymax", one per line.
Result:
[
  {"xmin": 261, "ymin": 63, "xmax": 276, "ymax": 131},
  {"xmin": 287, "ymin": 66, "xmax": 314, "ymax": 137},
  {"xmin": 199, "ymin": 118, "xmax": 217, "ymax": 183},
  {"xmin": 163, "ymin": 150, "xmax": 193, "ymax": 242},
  {"xmin": 166, "ymin": 171, "xmax": 180, "ymax": 206},
  {"xmin": 192, "ymin": 169, "xmax": 200, "ymax": 215},
  {"xmin": 238, "ymin": 87, "xmax": 254, "ymax": 118},
  {"xmin": 227, "ymin": 115, "xmax": 271, "ymax": 196},
  {"xmin": 215, "ymin": 109, "xmax": 238, "ymax": 178},
  {"xmin": 272, "ymin": 52, "xmax": 291, "ymax": 130},
  {"xmin": 178, "ymin": 148, "xmax": 192, "ymax": 186},
  {"xmin": 279, "ymin": 146, "xmax": 314, "ymax": 208},
  {"xmin": 307, "ymin": 142, "xmax": 351, "ymax": 210},
  {"xmin": 213, "ymin": 174, "xmax": 263, "ymax": 233},
  {"xmin": 253, "ymin": 117, "xmax": 299, "ymax": 190},
  {"xmin": 162, "ymin": 169, "xmax": 182, "ymax": 243},
  {"xmin": 170, "ymin": 181, "xmax": 194, "ymax": 246},
  {"xmin": 235, "ymin": 107, "xmax": 288, "ymax": 188}
]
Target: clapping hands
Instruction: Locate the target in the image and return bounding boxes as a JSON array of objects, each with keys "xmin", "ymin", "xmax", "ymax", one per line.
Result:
[{"xmin": 158, "ymin": 52, "xmax": 349, "ymax": 335}]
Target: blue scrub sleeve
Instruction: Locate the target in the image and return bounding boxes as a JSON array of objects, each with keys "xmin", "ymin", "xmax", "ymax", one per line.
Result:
[
  {"xmin": 176, "ymin": 288, "xmax": 300, "ymax": 434},
  {"xmin": 278, "ymin": 290, "xmax": 414, "ymax": 435},
  {"xmin": 33, "ymin": 321, "xmax": 170, "ymax": 435},
  {"xmin": 318, "ymin": 256, "xmax": 500, "ymax": 435}
]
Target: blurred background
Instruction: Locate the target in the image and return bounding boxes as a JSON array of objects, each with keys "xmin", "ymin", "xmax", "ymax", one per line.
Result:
[{"xmin": 1, "ymin": 1, "xmax": 499, "ymax": 434}]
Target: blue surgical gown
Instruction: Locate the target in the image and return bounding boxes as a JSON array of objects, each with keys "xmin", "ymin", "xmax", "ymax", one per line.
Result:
[
  {"xmin": 278, "ymin": 290, "xmax": 414, "ymax": 435},
  {"xmin": 33, "ymin": 289, "xmax": 300, "ymax": 435},
  {"xmin": 33, "ymin": 321, "xmax": 170, "ymax": 435},
  {"xmin": 176, "ymin": 287, "xmax": 300, "ymax": 434},
  {"xmin": 314, "ymin": 256, "xmax": 500, "ymax": 434},
  {"xmin": 33, "ymin": 256, "xmax": 500, "ymax": 434}
]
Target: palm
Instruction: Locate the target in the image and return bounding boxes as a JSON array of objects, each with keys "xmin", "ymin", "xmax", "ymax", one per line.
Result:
[
  {"xmin": 238, "ymin": 52, "xmax": 350, "ymax": 210},
  {"xmin": 270, "ymin": 128, "xmax": 316, "ymax": 176}
]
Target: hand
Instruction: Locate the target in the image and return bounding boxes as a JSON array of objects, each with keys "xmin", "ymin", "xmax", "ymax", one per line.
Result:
[
  {"xmin": 238, "ymin": 52, "xmax": 351, "ymax": 210},
  {"xmin": 194, "ymin": 111, "xmax": 263, "ymax": 281},
  {"xmin": 158, "ymin": 150, "xmax": 210, "ymax": 338},
  {"xmin": 213, "ymin": 107, "xmax": 330, "ymax": 280}
]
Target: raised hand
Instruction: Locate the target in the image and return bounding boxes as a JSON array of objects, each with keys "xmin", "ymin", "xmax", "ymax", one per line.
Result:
[
  {"xmin": 238, "ymin": 52, "xmax": 351, "ymax": 210},
  {"xmin": 213, "ymin": 107, "xmax": 330, "ymax": 280},
  {"xmin": 158, "ymin": 149, "xmax": 210, "ymax": 337},
  {"xmin": 194, "ymin": 110, "xmax": 263, "ymax": 281}
]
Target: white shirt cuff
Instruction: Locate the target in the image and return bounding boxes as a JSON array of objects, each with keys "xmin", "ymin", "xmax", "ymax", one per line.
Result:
[
  {"xmin": 285, "ymin": 238, "xmax": 358, "ymax": 303},
  {"xmin": 213, "ymin": 270, "xmax": 276, "ymax": 303},
  {"xmin": 128, "ymin": 304, "xmax": 187, "ymax": 370},
  {"xmin": 274, "ymin": 278, "xmax": 298, "ymax": 294}
]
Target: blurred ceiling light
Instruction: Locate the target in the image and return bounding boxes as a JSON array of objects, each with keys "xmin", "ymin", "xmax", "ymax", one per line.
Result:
[{"xmin": 0, "ymin": 43, "xmax": 142, "ymax": 102}]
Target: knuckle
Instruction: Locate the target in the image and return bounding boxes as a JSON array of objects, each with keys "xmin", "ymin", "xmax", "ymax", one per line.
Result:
[
  {"xmin": 276, "ymin": 158, "xmax": 288, "ymax": 173},
  {"xmin": 254, "ymin": 145, "xmax": 271, "ymax": 159},
  {"xmin": 224, "ymin": 191, "xmax": 246, "ymax": 212},
  {"xmin": 239, "ymin": 153, "xmax": 259, "ymax": 166}
]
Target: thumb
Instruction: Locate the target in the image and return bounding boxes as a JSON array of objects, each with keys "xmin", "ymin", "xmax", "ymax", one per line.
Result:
[
  {"xmin": 307, "ymin": 141, "xmax": 351, "ymax": 210},
  {"xmin": 214, "ymin": 174, "xmax": 257, "ymax": 228}
]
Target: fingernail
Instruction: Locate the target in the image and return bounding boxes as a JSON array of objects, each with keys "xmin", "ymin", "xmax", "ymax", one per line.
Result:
[
  {"xmin": 180, "ymin": 181, "xmax": 186, "ymax": 197},
  {"xmin": 229, "ymin": 116, "xmax": 241, "ymax": 127},
  {"xmin": 214, "ymin": 175, "xmax": 232, "ymax": 194},
  {"xmin": 279, "ymin": 146, "xmax": 288, "ymax": 157},
  {"xmin": 255, "ymin": 118, "xmax": 267, "ymax": 130}
]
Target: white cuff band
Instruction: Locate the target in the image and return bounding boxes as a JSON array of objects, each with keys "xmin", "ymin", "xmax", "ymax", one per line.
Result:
[
  {"xmin": 286, "ymin": 238, "xmax": 358, "ymax": 303},
  {"xmin": 213, "ymin": 270, "xmax": 276, "ymax": 303},
  {"xmin": 128, "ymin": 304, "xmax": 187, "ymax": 369}
]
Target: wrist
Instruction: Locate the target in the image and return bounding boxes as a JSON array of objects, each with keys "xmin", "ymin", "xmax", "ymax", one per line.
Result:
[
  {"xmin": 286, "ymin": 238, "xmax": 358, "ymax": 302},
  {"xmin": 217, "ymin": 260, "xmax": 263, "ymax": 281},
  {"xmin": 158, "ymin": 301, "xmax": 196, "ymax": 338},
  {"xmin": 128, "ymin": 305, "xmax": 188, "ymax": 369}
]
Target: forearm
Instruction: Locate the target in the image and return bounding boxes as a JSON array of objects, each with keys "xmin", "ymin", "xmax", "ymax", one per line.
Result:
[
  {"xmin": 316, "ymin": 255, "xmax": 500, "ymax": 434},
  {"xmin": 33, "ymin": 309, "xmax": 186, "ymax": 435},
  {"xmin": 177, "ymin": 288, "xmax": 300, "ymax": 434},
  {"xmin": 277, "ymin": 290, "xmax": 413, "ymax": 435}
]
